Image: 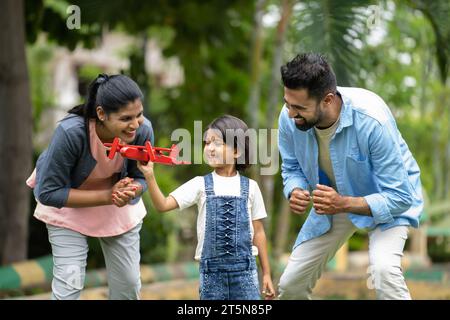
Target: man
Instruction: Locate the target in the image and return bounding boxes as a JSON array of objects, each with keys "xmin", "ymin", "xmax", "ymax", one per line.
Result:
[{"xmin": 277, "ymin": 53, "xmax": 423, "ymax": 300}]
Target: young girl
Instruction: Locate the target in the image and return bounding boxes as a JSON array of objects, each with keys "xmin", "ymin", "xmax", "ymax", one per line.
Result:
[
  {"xmin": 137, "ymin": 115, "xmax": 275, "ymax": 300},
  {"xmin": 27, "ymin": 74, "xmax": 154, "ymax": 299}
]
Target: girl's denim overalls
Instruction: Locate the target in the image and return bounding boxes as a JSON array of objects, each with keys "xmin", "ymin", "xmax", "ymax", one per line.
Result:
[{"xmin": 199, "ymin": 173, "xmax": 261, "ymax": 300}]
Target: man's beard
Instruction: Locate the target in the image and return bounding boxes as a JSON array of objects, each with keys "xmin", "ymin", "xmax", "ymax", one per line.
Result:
[
  {"xmin": 294, "ymin": 116, "xmax": 317, "ymax": 131},
  {"xmin": 294, "ymin": 104, "xmax": 321, "ymax": 131}
]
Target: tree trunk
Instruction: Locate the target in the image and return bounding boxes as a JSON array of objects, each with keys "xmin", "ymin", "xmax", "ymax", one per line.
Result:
[
  {"xmin": 273, "ymin": 198, "xmax": 291, "ymax": 260},
  {"xmin": 431, "ymin": 89, "xmax": 445, "ymax": 201},
  {"xmin": 246, "ymin": 0, "xmax": 267, "ymax": 131},
  {"xmin": 0, "ymin": 0, "xmax": 32, "ymax": 264},
  {"xmin": 245, "ymin": 0, "xmax": 267, "ymax": 183},
  {"xmin": 266, "ymin": 0, "xmax": 293, "ymax": 131},
  {"xmin": 443, "ymin": 91, "xmax": 450, "ymax": 197},
  {"xmin": 260, "ymin": 0, "xmax": 293, "ymax": 239},
  {"xmin": 419, "ymin": 36, "xmax": 432, "ymax": 116}
]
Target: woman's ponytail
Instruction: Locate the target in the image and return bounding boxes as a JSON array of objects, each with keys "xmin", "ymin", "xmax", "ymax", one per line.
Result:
[
  {"xmin": 68, "ymin": 73, "xmax": 142, "ymax": 120},
  {"xmin": 68, "ymin": 74, "xmax": 109, "ymax": 119},
  {"xmin": 67, "ymin": 103, "xmax": 85, "ymax": 116}
]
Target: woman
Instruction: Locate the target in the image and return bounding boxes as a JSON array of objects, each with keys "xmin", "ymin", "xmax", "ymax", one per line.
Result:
[{"xmin": 27, "ymin": 74, "xmax": 154, "ymax": 299}]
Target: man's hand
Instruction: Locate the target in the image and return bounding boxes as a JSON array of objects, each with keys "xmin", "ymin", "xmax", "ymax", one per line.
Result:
[
  {"xmin": 289, "ymin": 188, "xmax": 311, "ymax": 214},
  {"xmin": 312, "ymin": 184, "xmax": 347, "ymax": 214}
]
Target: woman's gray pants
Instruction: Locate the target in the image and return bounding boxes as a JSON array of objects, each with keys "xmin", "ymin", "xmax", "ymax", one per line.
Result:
[{"xmin": 46, "ymin": 222, "xmax": 142, "ymax": 300}]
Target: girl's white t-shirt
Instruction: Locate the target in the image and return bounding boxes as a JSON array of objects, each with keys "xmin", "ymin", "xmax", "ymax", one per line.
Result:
[{"xmin": 169, "ymin": 171, "xmax": 267, "ymax": 261}]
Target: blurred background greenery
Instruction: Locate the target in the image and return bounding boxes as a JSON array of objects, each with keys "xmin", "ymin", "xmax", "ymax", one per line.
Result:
[{"xmin": 1, "ymin": 0, "xmax": 449, "ymax": 271}]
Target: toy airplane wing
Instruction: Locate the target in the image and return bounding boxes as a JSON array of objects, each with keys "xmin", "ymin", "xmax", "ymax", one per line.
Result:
[
  {"xmin": 102, "ymin": 137, "xmax": 122, "ymax": 159},
  {"xmin": 103, "ymin": 138, "xmax": 189, "ymax": 165},
  {"xmin": 169, "ymin": 144, "xmax": 190, "ymax": 165},
  {"xmin": 145, "ymin": 141, "xmax": 190, "ymax": 165},
  {"xmin": 145, "ymin": 141, "xmax": 156, "ymax": 162}
]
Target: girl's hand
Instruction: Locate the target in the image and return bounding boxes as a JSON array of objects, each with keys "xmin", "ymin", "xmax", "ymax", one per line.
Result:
[
  {"xmin": 137, "ymin": 160, "xmax": 154, "ymax": 178},
  {"xmin": 261, "ymin": 275, "xmax": 276, "ymax": 300}
]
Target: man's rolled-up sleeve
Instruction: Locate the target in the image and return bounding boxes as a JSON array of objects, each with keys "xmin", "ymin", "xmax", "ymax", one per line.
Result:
[
  {"xmin": 278, "ymin": 108, "xmax": 309, "ymax": 199},
  {"xmin": 364, "ymin": 123, "xmax": 413, "ymax": 224}
]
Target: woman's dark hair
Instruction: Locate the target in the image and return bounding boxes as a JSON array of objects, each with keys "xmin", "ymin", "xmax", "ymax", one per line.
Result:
[
  {"xmin": 68, "ymin": 73, "xmax": 143, "ymax": 119},
  {"xmin": 68, "ymin": 74, "xmax": 143, "ymax": 143},
  {"xmin": 280, "ymin": 53, "xmax": 337, "ymax": 102},
  {"xmin": 205, "ymin": 115, "xmax": 251, "ymax": 172}
]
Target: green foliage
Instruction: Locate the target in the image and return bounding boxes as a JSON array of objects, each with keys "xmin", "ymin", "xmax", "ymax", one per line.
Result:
[
  {"xmin": 26, "ymin": 0, "xmax": 450, "ymax": 265},
  {"xmin": 25, "ymin": 0, "xmax": 45, "ymax": 44},
  {"xmin": 78, "ymin": 64, "xmax": 103, "ymax": 80},
  {"xmin": 25, "ymin": 0, "xmax": 101, "ymax": 49},
  {"xmin": 26, "ymin": 0, "xmax": 257, "ymax": 266},
  {"xmin": 288, "ymin": 0, "xmax": 375, "ymax": 86},
  {"xmin": 407, "ymin": 0, "xmax": 450, "ymax": 83},
  {"xmin": 140, "ymin": 165, "xmax": 181, "ymax": 264},
  {"xmin": 348, "ymin": 230, "xmax": 369, "ymax": 251},
  {"xmin": 428, "ymin": 236, "xmax": 450, "ymax": 263},
  {"xmin": 26, "ymin": 41, "xmax": 56, "ymax": 133},
  {"xmin": 358, "ymin": 1, "xmax": 450, "ymax": 204}
]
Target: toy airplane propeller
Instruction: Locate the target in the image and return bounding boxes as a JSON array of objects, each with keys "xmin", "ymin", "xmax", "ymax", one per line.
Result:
[{"xmin": 104, "ymin": 137, "xmax": 190, "ymax": 165}]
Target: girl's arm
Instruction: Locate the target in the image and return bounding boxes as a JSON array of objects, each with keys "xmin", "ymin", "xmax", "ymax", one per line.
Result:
[
  {"xmin": 124, "ymin": 118, "xmax": 155, "ymax": 203},
  {"xmin": 252, "ymin": 219, "xmax": 276, "ymax": 299},
  {"xmin": 137, "ymin": 161, "xmax": 179, "ymax": 212}
]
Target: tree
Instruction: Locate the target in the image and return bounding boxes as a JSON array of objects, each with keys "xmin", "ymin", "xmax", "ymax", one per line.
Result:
[
  {"xmin": 264, "ymin": 0, "xmax": 375, "ymax": 256},
  {"xmin": 406, "ymin": 0, "xmax": 450, "ymax": 199},
  {"xmin": 9, "ymin": 0, "xmax": 256, "ymax": 264},
  {"xmin": 247, "ymin": 0, "xmax": 268, "ymax": 132},
  {"xmin": 288, "ymin": 0, "xmax": 374, "ymax": 85},
  {"xmin": 0, "ymin": 0, "xmax": 33, "ymax": 264},
  {"xmin": 262, "ymin": 0, "xmax": 294, "ymax": 258}
]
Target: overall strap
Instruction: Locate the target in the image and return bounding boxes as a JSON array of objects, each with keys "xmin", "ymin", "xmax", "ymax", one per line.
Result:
[
  {"xmin": 239, "ymin": 175, "xmax": 249, "ymax": 198},
  {"xmin": 204, "ymin": 173, "xmax": 215, "ymax": 196}
]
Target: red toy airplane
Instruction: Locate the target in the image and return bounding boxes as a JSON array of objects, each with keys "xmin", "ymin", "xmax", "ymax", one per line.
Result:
[{"xmin": 104, "ymin": 137, "xmax": 190, "ymax": 165}]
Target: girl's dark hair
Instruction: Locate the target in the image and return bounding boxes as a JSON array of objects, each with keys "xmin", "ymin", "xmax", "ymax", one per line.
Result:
[
  {"xmin": 205, "ymin": 115, "xmax": 251, "ymax": 172},
  {"xmin": 68, "ymin": 73, "xmax": 143, "ymax": 120}
]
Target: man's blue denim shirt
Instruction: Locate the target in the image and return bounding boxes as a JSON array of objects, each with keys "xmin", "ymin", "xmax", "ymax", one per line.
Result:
[{"xmin": 278, "ymin": 87, "xmax": 424, "ymax": 249}]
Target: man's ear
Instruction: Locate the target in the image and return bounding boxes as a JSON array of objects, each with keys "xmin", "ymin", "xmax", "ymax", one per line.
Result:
[{"xmin": 323, "ymin": 93, "xmax": 334, "ymax": 106}]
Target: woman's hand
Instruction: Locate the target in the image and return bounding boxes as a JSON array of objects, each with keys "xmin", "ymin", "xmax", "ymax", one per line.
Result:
[
  {"xmin": 137, "ymin": 160, "xmax": 154, "ymax": 179},
  {"xmin": 111, "ymin": 177, "xmax": 139, "ymax": 207}
]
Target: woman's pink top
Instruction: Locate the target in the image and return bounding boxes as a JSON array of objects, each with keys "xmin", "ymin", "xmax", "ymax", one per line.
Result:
[{"xmin": 27, "ymin": 120, "xmax": 147, "ymax": 237}]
